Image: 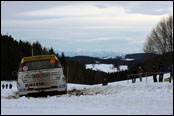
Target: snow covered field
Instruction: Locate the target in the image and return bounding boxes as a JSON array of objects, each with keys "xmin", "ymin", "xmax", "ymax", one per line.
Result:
[
  {"xmin": 1, "ymin": 73, "xmax": 173, "ymax": 115},
  {"xmin": 85, "ymin": 64, "xmax": 128, "ymax": 73}
]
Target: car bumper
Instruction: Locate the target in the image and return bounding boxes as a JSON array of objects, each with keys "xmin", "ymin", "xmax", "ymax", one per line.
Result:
[{"xmin": 18, "ymin": 85, "xmax": 67, "ymax": 96}]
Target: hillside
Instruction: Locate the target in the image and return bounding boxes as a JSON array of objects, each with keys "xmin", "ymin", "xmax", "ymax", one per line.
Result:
[
  {"xmin": 71, "ymin": 53, "xmax": 158, "ymax": 65},
  {"xmin": 71, "ymin": 55, "xmax": 135, "ymax": 65},
  {"xmin": 125, "ymin": 53, "xmax": 158, "ymax": 62}
]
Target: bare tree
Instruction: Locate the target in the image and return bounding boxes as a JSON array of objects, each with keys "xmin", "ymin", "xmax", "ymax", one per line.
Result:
[{"xmin": 143, "ymin": 14, "xmax": 173, "ymax": 54}]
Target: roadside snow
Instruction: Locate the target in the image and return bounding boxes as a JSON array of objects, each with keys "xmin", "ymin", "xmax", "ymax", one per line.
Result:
[{"xmin": 1, "ymin": 73, "xmax": 173, "ymax": 115}]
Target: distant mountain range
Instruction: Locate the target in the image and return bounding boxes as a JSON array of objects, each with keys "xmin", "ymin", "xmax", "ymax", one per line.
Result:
[
  {"xmin": 71, "ymin": 55, "xmax": 133, "ymax": 65},
  {"xmin": 55, "ymin": 50, "xmax": 124, "ymax": 58},
  {"xmin": 56, "ymin": 50, "xmax": 158, "ymax": 65},
  {"xmin": 70, "ymin": 53, "xmax": 158, "ymax": 66}
]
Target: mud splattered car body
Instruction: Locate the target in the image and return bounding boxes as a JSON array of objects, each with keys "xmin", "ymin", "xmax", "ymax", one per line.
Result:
[{"xmin": 17, "ymin": 55, "xmax": 67, "ymax": 96}]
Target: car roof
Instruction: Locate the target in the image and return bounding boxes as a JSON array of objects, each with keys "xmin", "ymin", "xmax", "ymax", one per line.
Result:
[{"xmin": 21, "ymin": 54, "xmax": 58, "ymax": 64}]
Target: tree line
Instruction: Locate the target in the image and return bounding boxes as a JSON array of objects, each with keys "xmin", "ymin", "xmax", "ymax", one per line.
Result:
[
  {"xmin": 1, "ymin": 34, "xmax": 133, "ymax": 84},
  {"xmin": 1, "ymin": 33, "xmax": 170, "ymax": 84},
  {"xmin": 1, "ymin": 34, "xmax": 56, "ymax": 80}
]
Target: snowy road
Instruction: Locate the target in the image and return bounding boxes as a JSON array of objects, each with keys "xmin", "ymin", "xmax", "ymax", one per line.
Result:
[{"xmin": 1, "ymin": 73, "xmax": 173, "ymax": 115}]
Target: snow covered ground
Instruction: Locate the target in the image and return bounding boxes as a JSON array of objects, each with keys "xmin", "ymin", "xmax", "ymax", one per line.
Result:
[
  {"xmin": 85, "ymin": 64, "xmax": 128, "ymax": 73},
  {"xmin": 1, "ymin": 73, "xmax": 173, "ymax": 115}
]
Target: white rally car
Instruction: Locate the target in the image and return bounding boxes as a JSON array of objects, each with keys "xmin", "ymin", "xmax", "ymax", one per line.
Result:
[{"xmin": 17, "ymin": 54, "xmax": 67, "ymax": 96}]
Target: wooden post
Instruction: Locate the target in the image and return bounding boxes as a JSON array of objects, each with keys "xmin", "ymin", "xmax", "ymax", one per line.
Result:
[
  {"xmin": 67, "ymin": 65, "xmax": 69, "ymax": 83},
  {"xmin": 146, "ymin": 72, "xmax": 147, "ymax": 83},
  {"xmin": 32, "ymin": 47, "xmax": 33, "ymax": 56}
]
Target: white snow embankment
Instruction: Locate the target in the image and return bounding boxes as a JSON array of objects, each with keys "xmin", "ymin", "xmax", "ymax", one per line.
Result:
[{"xmin": 1, "ymin": 73, "xmax": 173, "ymax": 115}]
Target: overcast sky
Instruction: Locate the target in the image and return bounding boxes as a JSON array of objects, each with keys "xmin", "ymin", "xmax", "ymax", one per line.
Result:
[{"xmin": 1, "ymin": 1, "xmax": 173, "ymax": 54}]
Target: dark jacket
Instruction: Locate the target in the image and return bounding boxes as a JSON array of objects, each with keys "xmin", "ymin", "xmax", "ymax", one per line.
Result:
[
  {"xmin": 159, "ymin": 63, "xmax": 164, "ymax": 73},
  {"xmin": 152, "ymin": 65, "xmax": 157, "ymax": 73},
  {"xmin": 168, "ymin": 66, "xmax": 173, "ymax": 73}
]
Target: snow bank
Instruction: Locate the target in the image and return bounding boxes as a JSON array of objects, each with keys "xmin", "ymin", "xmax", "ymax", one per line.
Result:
[
  {"xmin": 1, "ymin": 73, "xmax": 173, "ymax": 115},
  {"xmin": 85, "ymin": 64, "xmax": 128, "ymax": 73}
]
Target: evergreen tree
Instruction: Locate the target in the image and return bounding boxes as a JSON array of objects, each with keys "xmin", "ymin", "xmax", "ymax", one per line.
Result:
[
  {"xmin": 49, "ymin": 47, "xmax": 55, "ymax": 54},
  {"xmin": 32, "ymin": 41, "xmax": 43, "ymax": 55}
]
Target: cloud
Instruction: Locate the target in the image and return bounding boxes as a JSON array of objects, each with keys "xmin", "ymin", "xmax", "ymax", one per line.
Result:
[
  {"xmin": 17, "ymin": 1, "xmax": 173, "ymax": 17},
  {"xmin": 20, "ymin": 5, "xmax": 126, "ymax": 18},
  {"xmin": 1, "ymin": 1, "xmax": 173, "ymax": 54},
  {"xmin": 75, "ymin": 37, "xmax": 121, "ymax": 43},
  {"xmin": 7, "ymin": 4, "xmax": 169, "ymax": 34},
  {"xmin": 69, "ymin": 36, "xmax": 146, "ymax": 45}
]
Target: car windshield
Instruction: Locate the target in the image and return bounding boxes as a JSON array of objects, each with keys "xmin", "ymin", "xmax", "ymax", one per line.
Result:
[{"xmin": 22, "ymin": 59, "xmax": 60, "ymax": 71}]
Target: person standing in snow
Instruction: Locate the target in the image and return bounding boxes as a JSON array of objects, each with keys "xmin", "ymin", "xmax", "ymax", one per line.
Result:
[
  {"xmin": 102, "ymin": 77, "xmax": 108, "ymax": 86},
  {"xmin": 6, "ymin": 84, "xmax": 8, "ymax": 89},
  {"xmin": 158, "ymin": 62, "xmax": 164, "ymax": 82},
  {"xmin": 152, "ymin": 65, "xmax": 157, "ymax": 82},
  {"xmin": 131, "ymin": 68, "xmax": 137, "ymax": 83},
  {"xmin": 2, "ymin": 84, "xmax": 5, "ymax": 89},
  {"xmin": 168, "ymin": 64, "xmax": 173, "ymax": 83},
  {"xmin": 137, "ymin": 66, "xmax": 143, "ymax": 82},
  {"xmin": 9, "ymin": 83, "xmax": 13, "ymax": 89}
]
